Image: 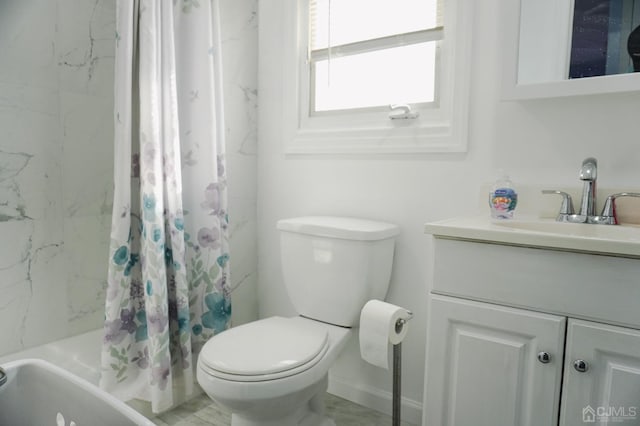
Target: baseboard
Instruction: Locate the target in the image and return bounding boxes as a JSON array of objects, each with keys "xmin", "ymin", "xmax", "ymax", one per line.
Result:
[{"xmin": 327, "ymin": 374, "xmax": 422, "ymax": 425}]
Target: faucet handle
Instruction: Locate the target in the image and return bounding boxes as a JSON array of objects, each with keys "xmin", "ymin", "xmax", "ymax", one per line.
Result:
[
  {"xmin": 542, "ymin": 190, "xmax": 575, "ymax": 221},
  {"xmin": 598, "ymin": 192, "xmax": 640, "ymax": 225}
]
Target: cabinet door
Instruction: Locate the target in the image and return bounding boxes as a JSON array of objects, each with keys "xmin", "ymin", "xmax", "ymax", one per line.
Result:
[
  {"xmin": 560, "ymin": 319, "xmax": 640, "ymax": 426},
  {"xmin": 423, "ymin": 295, "xmax": 566, "ymax": 426}
]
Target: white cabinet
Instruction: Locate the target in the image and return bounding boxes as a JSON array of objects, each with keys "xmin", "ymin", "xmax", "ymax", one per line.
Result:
[
  {"xmin": 423, "ymin": 221, "xmax": 640, "ymax": 426},
  {"xmin": 560, "ymin": 320, "xmax": 640, "ymax": 426},
  {"xmin": 423, "ymin": 295, "xmax": 566, "ymax": 426},
  {"xmin": 424, "ymin": 296, "xmax": 640, "ymax": 426}
]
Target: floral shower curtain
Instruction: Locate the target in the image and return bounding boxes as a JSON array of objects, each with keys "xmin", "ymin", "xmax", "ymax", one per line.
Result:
[{"xmin": 101, "ymin": 0, "xmax": 231, "ymax": 413}]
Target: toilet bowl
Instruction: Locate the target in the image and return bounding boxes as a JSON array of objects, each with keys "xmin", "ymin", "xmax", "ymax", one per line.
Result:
[
  {"xmin": 197, "ymin": 316, "xmax": 351, "ymax": 426},
  {"xmin": 196, "ymin": 216, "xmax": 399, "ymax": 426}
]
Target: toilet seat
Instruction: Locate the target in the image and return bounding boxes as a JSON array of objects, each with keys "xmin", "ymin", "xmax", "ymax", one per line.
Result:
[{"xmin": 198, "ymin": 316, "xmax": 329, "ymax": 382}]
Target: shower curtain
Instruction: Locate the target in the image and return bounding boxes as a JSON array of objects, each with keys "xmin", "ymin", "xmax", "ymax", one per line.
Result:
[{"xmin": 100, "ymin": 0, "xmax": 231, "ymax": 413}]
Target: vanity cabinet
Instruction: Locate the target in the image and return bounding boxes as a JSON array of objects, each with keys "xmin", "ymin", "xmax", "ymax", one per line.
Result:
[
  {"xmin": 422, "ymin": 230, "xmax": 640, "ymax": 426},
  {"xmin": 424, "ymin": 296, "xmax": 640, "ymax": 426}
]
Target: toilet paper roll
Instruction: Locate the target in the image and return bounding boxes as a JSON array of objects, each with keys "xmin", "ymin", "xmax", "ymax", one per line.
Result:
[{"xmin": 359, "ymin": 300, "xmax": 410, "ymax": 369}]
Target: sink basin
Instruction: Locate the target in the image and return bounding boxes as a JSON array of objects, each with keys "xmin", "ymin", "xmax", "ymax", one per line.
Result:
[
  {"xmin": 492, "ymin": 219, "xmax": 640, "ymax": 240},
  {"xmin": 424, "ymin": 216, "xmax": 640, "ymax": 257},
  {"xmin": 0, "ymin": 359, "xmax": 155, "ymax": 426}
]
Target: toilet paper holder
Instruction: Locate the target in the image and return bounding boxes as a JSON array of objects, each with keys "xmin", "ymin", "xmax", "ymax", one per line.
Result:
[
  {"xmin": 394, "ymin": 310, "xmax": 413, "ymax": 335},
  {"xmin": 392, "ymin": 310, "xmax": 412, "ymax": 426}
]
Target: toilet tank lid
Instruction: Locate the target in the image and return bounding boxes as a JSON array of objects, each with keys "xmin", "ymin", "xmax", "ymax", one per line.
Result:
[{"xmin": 277, "ymin": 216, "xmax": 399, "ymax": 241}]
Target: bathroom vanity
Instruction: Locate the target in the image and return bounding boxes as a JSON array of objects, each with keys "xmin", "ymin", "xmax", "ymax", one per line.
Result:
[{"xmin": 422, "ymin": 217, "xmax": 640, "ymax": 426}]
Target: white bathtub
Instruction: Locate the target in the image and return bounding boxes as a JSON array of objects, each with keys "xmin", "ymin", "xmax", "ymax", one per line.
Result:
[
  {"xmin": 0, "ymin": 358, "xmax": 155, "ymax": 425},
  {"xmin": 0, "ymin": 328, "xmax": 203, "ymax": 418},
  {"xmin": 0, "ymin": 328, "xmax": 103, "ymax": 386}
]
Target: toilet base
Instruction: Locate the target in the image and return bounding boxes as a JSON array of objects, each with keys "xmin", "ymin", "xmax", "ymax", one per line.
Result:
[{"xmin": 221, "ymin": 375, "xmax": 336, "ymax": 426}]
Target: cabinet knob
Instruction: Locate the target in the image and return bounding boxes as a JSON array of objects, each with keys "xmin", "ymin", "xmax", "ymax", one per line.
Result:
[
  {"xmin": 537, "ymin": 352, "xmax": 551, "ymax": 364},
  {"xmin": 574, "ymin": 359, "xmax": 589, "ymax": 373}
]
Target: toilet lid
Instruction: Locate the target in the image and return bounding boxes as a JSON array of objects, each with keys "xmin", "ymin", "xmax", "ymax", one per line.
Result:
[{"xmin": 199, "ymin": 317, "xmax": 328, "ymax": 378}]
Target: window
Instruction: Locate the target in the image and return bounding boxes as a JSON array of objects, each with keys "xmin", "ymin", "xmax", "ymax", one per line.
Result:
[
  {"xmin": 309, "ymin": 0, "xmax": 443, "ymax": 113},
  {"xmin": 281, "ymin": 0, "xmax": 474, "ymax": 154}
]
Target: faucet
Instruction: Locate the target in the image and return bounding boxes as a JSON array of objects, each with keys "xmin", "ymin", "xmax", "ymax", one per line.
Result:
[
  {"xmin": 578, "ymin": 157, "xmax": 597, "ymax": 219},
  {"xmin": 543, "ymin": 157, "xmax": 640, "ymax": 225}
]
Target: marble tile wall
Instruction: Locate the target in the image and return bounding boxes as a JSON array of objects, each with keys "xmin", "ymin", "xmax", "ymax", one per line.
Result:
[
  {"xmin": 0, "ymin": 0, "xmax": 259, "ymax": 356},
  {"xmin": 219, "ymin": 0, "xmax": 259, "ymax": 327},
  {"xmin": 0, "ymin": 0, "xmax": 115, "ymax": 355}
]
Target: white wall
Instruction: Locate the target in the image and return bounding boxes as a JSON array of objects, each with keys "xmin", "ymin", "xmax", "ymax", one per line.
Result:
[
  {"xmin": 0, "ymin": 0, "xmax": 259, "ymax": 357},
  {"xmin": 257, "ymin": 0, "xmax": 640, "ymax": 420}
]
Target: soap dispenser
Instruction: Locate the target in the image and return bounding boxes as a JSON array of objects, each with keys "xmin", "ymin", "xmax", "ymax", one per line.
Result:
[{"xmin": 489, "ymin": 171, "xmax": 518, "ymax": 219}]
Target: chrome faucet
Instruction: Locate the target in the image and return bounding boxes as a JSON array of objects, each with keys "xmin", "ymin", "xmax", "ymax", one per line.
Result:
[
  {"xmin": 544, "ymin": 157, "xmax": 598, "ymax": 223},
  {"xmin": 578, "ymin": 157, "xmax": 597, "ymax": 219},
  {"xmin": 543, "ymin": 157, "xmax": 640, "ymax": 225}
]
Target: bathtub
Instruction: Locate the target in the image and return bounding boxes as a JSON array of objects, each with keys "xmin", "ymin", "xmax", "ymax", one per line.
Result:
[
  {"xmin": 0, "ymin": 328, "xmax": 104, "ymax": 386},
  {"xmin": 0, "ymin": 328, "xmax": 203, "ymax": 418},
  {"xmin": 0, "ymin": 358, "xmax": 155, "ymax": 425},
  {"xmin": 0, "ymin": 329, "xmax": 157, "ymax": 424}
]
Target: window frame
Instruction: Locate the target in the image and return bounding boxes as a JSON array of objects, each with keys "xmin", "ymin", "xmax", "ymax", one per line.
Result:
[
  {"xmin": 308, "ymin": 24, "xmax": 444, "ymax": 114},
  {"xmin": 282, "ymin": 0, "xmax": 474, "ymax": 155}
]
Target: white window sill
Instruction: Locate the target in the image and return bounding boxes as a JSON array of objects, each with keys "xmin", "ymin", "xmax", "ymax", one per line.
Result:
[{"xmin": 284, "ymin": 121, "xmax": 467, "ymax": 155}]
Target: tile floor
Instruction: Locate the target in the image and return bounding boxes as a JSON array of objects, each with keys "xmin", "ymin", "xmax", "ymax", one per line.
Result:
[{"xmin": 149, "ymin": 393, "xmax": 416, "ymax": 426}]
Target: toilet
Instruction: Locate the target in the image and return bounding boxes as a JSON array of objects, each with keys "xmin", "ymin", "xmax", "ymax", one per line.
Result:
[{"xmin": 196, "ymin": 216, "xmax": 400, "ymax": 426}]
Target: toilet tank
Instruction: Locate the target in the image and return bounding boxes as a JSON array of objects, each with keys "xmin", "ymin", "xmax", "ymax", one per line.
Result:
[{"xmin": 277, "ymin": 216, "xmax": 400, "ymax": 327}]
